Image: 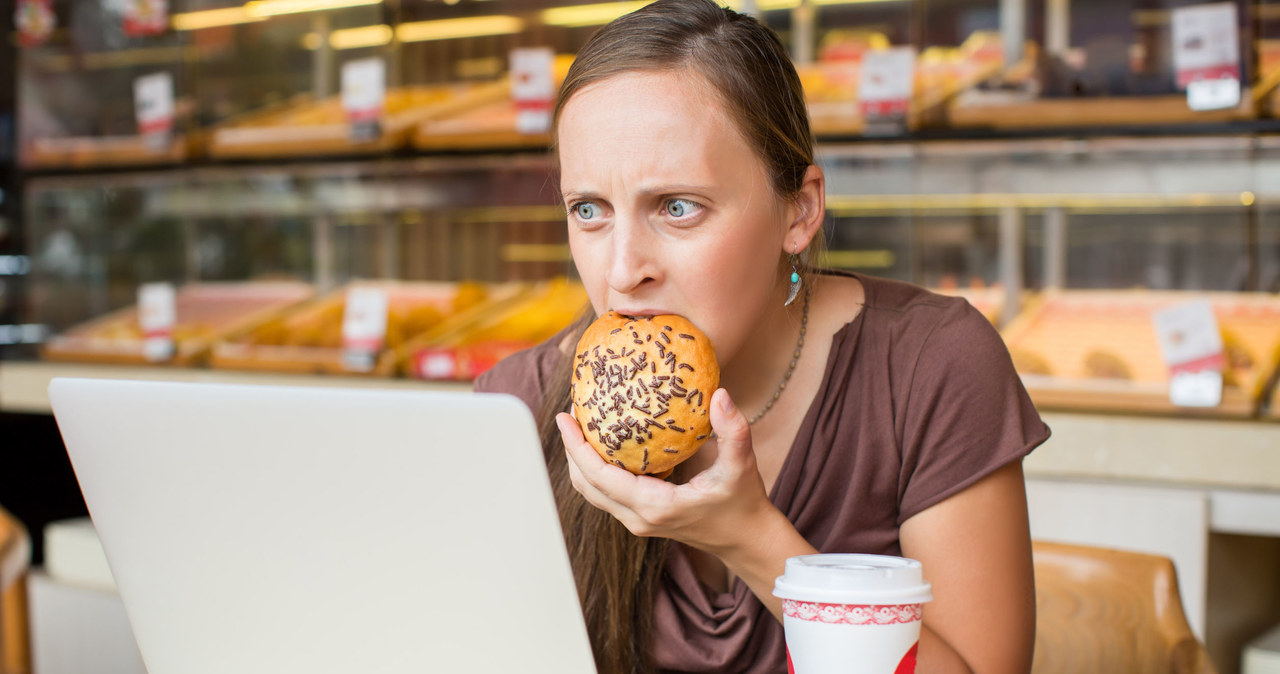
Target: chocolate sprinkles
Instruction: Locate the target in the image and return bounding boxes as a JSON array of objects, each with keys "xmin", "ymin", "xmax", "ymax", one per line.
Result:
[{"xmin": 573, "ymin": 315, "xmax": 715, "ymax": 471}]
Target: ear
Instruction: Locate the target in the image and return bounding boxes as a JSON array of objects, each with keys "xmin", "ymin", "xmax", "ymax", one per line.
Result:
[{"xmin": 783, "ymin": 164, "xmax": 826, "ymax": 255}]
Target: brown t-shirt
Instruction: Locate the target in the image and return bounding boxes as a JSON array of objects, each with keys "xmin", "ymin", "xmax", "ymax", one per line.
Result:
[{"xmin": 475, "ymin": 272, "xmax": 1051, "ymax": 673}]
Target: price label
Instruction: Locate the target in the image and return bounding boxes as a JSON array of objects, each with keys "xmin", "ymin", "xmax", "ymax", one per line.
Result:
[
  {"xmin": 15, "ymin": 0, "xmax": 55, "ymax": 47},
  {"xmin": 1169, "ymin": 370, "xmax": 1224, "ymax": 408},
  {"xmin": 341, "ymin": 287, "xmax": 389, "ymax": 372},
  {"xmin": 859, "ymin": 47, "xmax": 915, "ymax": 136},
  {"xmin": 511, "ymin": 47, "xmax": 556, "ymax": 135},
  {"xmin": 1152, "ymin": 299, "xmax": 1225, "ymax": 407},
  {"xmin": 122, "ymin": 0, "xmax": 168, "ymax": 38},
  {"xmin": 138, "ymin": 282, "xmax": 176, "ymax": 362},
  {"xmin": 1187, "ymin": 77, "xmax": 1241, "ymax": 112},
  {"xmin": 415, "ymin": 349, "xmax": 458, "ymax": 380},
  {"xmin": 1171, "ymin": 3, "xmax": 1240, "ymax": 111},
  {"xmin": 342, "ymin": 58, "xmax": 386, "ymax": 143},
  {"xmin": 134, "ymin": 72, "xmax": 175, "ymax": 149}
]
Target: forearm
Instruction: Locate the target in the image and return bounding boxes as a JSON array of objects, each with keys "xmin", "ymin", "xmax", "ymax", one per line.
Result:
[
  {"xmin": 714, "ymin": 504, "xmax": 816, "ymax": 621},
  {"xmin": 918, "ymin": 624, "xmax": 974, "ymax": 674}
]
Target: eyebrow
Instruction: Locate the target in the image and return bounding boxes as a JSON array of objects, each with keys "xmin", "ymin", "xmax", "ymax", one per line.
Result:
[{"xmin": 561, "ymin": 184, "xmax": 714, "ymax": 201}]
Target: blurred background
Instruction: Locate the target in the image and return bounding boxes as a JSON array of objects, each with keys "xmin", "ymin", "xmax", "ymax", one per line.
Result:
[{"xmin": 1, "ymin": 1, "xmax": 1279, "ymax": 674}]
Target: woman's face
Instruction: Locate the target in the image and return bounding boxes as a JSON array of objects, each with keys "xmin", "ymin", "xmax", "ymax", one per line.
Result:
[{"xmin": 557, "ymin": 69, "xmax": 793, "ymax": 367}]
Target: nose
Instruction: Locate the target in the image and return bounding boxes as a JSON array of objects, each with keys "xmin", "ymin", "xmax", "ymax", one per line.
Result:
[{"xmin": 605, "ymin": 214, "xmax": 658, "ymax": 295}]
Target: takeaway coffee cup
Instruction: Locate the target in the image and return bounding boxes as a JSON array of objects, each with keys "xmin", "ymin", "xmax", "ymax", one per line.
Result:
[{"xmin": 773, "ymin": 554, "xmax": 933, "ymax": 674}]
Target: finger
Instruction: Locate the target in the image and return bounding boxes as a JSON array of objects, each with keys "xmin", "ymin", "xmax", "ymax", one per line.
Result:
[
  {"xmin": 558, "ymin": 415, "xmax": 627, "ymax": 505},
  {"xmin": 708, "ymin": 388, "xmax": 753, "ymax": 466},
  {"xmin": 557, "ymin": 413, "xmax": 675, "ymax": 505}
]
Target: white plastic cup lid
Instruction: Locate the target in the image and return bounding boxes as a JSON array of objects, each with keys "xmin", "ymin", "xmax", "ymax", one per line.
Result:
[{"xmin": 773, "ymin": 553, "xmax": 933, "ymax": 605}]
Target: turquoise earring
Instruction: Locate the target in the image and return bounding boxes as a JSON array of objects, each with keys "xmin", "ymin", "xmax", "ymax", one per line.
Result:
[{"xmin": 785, "ymin": 253, "xmax": 802, "ymax": 306}]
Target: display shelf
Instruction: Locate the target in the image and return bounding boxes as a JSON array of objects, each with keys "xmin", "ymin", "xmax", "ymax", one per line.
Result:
[
  {"xmin": 948, "ymin": 93, "xmax": 1258, "ymax": 131},
  {"xmin": 208, "ymin": 83, "xmax": 509, "ymax": 160},
  {"xmin": 0, "ymin": 361, "xmax": 470, "ymax": 415},
  {"xmin": 23, "ymin": 134, "xmax": 192, "ymax": 170},
  {"xmin": 1027, "ymin": 411, "xmax": 1280, "ymax": 492}
]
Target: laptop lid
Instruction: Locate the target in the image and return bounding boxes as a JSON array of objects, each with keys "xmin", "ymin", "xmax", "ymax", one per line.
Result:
[{"xmin": 48, "ymin": 378, "xmax": 596, "ymax": 674}]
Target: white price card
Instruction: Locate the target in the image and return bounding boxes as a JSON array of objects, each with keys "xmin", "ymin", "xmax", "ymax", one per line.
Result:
[
  {"xmin": 341, "ymin": 287, "xmax": 389, "ymax": 372},
  {"xmin": 510, "ymin": 47, "xmax": 556, "ymax": 135},
  {"xmin": 859, "ymin": 47, "xmax": 916, "ymax": 120},
  {"xmin": 1169, "ymin": 370, "xmax": 1224, "ymax": 408},
  {"xmin": 415, "ymin": 350, "xmax": 458, "ymax": 380},
  {"xmin": 1152, "ymin": 299, "xmax": 1225, "ymax": 407},
  {"xmin": 1171, "ymin": 3, "xmax": 1240, "ymax": 110},
  {"xmin": 138, "ymin": 282, "xmax": 176, "ymax": 362},
  {"xmin": 134, "ymin": 72, "xmax": 175, "ymax": 143},
  {"xmin": 342, "ymin": 57, "xmax": 386, "ymax": 143}
]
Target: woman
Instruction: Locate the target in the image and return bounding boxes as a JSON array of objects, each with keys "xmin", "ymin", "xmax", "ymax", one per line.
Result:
[{"xmin": 476, "ymin": 1, "xmax": 1050, "ymax": 672}]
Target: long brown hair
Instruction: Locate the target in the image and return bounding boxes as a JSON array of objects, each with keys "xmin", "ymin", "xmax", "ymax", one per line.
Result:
[{"xmin": 541, "ymin": 2, "xmax": 822, "ymax": 671}]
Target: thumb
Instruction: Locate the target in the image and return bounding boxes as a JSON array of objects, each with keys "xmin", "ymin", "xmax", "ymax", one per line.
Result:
[{"xmin": 708, "ymin": 388, "xmax": 752, "ymax": 463}]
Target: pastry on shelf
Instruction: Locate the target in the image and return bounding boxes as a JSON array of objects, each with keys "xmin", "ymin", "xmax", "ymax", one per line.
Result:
[
  {"xmin": 1083, "ymin": 349, "xmax": 1132, "ymax": 380},
  {"xmin": 399, "ymin": 277, "xmax": 589, "ymax": 381},
  {"xmin": 211, "ymin": 280, "xmax": 525, "ymax": 377},
  {"xmin": 412, "ymin": 56, "xmax": 575, "ymax": 151},
  {"xmin": 801, "ymin": 31, "xmax": 1005, "ymax": 136},
  {"xmin": 209, "ymin": 82, "xmax": 508, "ymax": 158},
  {"xmin": 41, "ymin": 282, "xmax": 314, "ymax": 366}
]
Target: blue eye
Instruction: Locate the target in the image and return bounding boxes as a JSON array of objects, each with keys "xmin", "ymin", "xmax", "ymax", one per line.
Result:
[
  {"xmin": 666, "ymin": 199, "xmax": 699, "ymax": 218},
  {"xmin": 573, "ymin": 202, "xmax": 601, "ymax": 220}
]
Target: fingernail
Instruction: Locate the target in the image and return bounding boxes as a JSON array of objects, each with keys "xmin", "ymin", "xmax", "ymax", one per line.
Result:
[{"xmin": 718, "ymin": 390, "xmax": 734, "ymax": 414}]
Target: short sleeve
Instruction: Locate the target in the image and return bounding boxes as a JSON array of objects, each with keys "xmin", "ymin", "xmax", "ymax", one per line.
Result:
[
  {"xmin": 473, "ymin": 342, "xmax": 559, "ymax": 419},
  {"xmin": 897, "ymin": 300, "xmax": 1051, "ymax": 523}
]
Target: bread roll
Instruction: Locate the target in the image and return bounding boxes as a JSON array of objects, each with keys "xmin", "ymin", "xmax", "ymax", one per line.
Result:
[{"xmin": 571, "ymin": 311, "xmax": 719, "ymax": 476}]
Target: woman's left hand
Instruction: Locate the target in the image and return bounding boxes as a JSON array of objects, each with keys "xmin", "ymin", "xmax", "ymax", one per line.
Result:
[{"xmin": 556, "ymin": 388, "xmax": 775, "ymax": 556}]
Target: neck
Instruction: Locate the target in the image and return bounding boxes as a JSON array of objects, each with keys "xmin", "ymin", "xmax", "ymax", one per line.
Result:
[{"xmin": 718, "ymin": 280, "xmax": 809, "ymax": 421}]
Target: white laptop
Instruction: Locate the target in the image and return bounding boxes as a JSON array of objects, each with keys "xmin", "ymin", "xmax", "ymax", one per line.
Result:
[{"xmin": 48, "ymin": 378, "xmax": 596, "ymax": 674}]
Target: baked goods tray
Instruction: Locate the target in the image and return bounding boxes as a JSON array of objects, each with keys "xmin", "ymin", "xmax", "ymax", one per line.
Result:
[
  {"xmin": 210, "ymin": 280, "xmax": 528, "ymax": 377},
  {"xmin": 396, "ymin": 277, "xmax": 589, "ymax": 381},
  {"xmin": 949, "ymin": 91, "xmax": 1258, "ymax": 130},
  {"xmin": 1260, "ymin": 40, "xmax": 1280, "ymax": 118},
  {"xmin": 22, "ymin": 133, "xmax": 192, "ymax": 169},
  {"xmin": 1002, "ymin": 290, "xmax": 1280, "ymax": 417},
  {"xmin": 803, "ymin": 56, "xmax": 1003, "ymax": 136},
  {"xmin": 412, "ymin": 55, "xmax": 575, "ymax": 151},
  {"xmin": 411, "ymin": 98, "xmax": 552, "ymax": 151},
  {"xmin": 209, "ymin": 82, "xmax": 507, "ymax": 159},
  {"xmin": 41, "ymin": 281, "xmax": 314, "ymax": 367}
]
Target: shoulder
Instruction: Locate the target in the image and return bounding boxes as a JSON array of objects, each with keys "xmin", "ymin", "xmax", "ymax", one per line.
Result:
[
  {"xmin": 474, "ymin": 326, "xmax": 576, "ymax": 416},
  {"xmin": 850, "ymin": 273, "xmax": 993, "ymax": 350}
]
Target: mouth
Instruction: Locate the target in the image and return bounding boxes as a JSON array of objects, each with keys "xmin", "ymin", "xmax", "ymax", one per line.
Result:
[{"xmin": 611, "ymin": 308, "xmax": 673, "ymax": 319}]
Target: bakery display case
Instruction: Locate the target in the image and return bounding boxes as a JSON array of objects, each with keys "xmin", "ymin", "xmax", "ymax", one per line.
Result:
[
  {"xmin": 820, "ymin": 134, "xmax": 1280, "ymax": 416},
  {"xmin": 18, "ymin": 153, "xmax": 583, "ymax": 380},
  {"xmin": 18, "ymin": 0, "xmax": 1280, "ymax": 166},
  {"xmin": 15, "ymin": 134, "xmax": 1279, "ymax": 418},
  {"xmin": 8, "ymin": 1, "xmax": 1280, "ymax": 407}
]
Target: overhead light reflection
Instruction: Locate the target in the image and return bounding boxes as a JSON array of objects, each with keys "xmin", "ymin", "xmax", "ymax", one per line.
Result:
[{"xmin": 397, "ymin": 16, "xmax": 524, "ymax": 43}]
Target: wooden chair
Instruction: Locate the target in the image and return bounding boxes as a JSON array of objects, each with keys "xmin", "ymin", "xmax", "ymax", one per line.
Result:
[
  {"xmin": 0, "ymin": 507, "xmax": 31, "ymax": 674},
  {"xmin": 1032, "ymin": 541, "xmax": 1216, "ymax": 674}
]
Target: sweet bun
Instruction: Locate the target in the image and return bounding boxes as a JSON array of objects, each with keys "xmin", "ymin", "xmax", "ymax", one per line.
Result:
[{"xmin": 571, "ymin": 311, "xmax": 719, "ymax": 476}]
